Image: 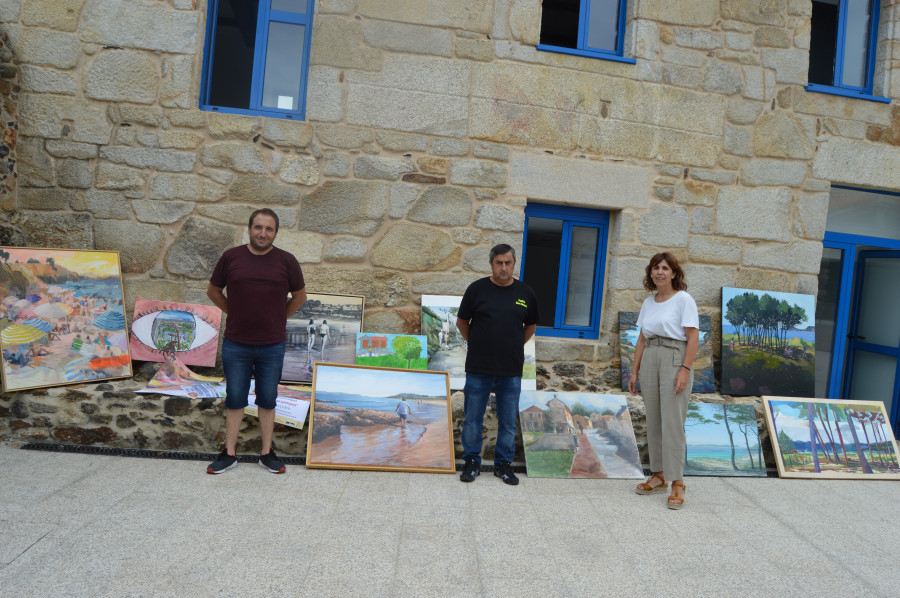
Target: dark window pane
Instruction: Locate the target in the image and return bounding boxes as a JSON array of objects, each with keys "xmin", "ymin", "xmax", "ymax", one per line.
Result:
[
  {"xmin": 208, "ymin": 0, "xmax": 260, "ymax": 110},
  {"xmin": 809, "ymin": 0, "xmax": 839, "ymax": 86},
  {"xmin": 586, "ymin": 0, "xmax": 621, "ymax": 52},
  {"xmin": 523, "ymin": 217, "xmax": 563, "ymax": 328},
  {"xmin": 540, "ymin": 0, "xmax": 580, "ymax": 48}
]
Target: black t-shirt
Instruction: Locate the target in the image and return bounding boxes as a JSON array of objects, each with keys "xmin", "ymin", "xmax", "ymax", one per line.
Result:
[{"xmin": 458, "ymin": 277, "xmax": 539, "ymax": 377}]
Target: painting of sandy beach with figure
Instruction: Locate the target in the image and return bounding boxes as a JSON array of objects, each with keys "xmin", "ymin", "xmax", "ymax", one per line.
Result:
[
  {"xmin": 306, "ymin": 364, "xmax": 454, "ymax": 473},
  {"xmin": 0, "ymin": 248, "xmax": 131, "ymax": 392}
]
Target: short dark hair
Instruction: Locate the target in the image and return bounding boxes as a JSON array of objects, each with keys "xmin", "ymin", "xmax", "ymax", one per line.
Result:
[
  {"xmin": 644, "ymin": 252, "xmax": 688, "ymax": 292},
  {"xmin": 248, "ymin": 208, "xmax": 279, "ymax": 232},
  {"xmin": 489, "ymin": 243, "xmax": 516, "ymax": 263}
]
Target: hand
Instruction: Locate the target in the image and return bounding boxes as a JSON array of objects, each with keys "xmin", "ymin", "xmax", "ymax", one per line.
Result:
[
  {"xmin": 628, "ymin": 371, "xmax": 639, "ymax": 395},
  {"xmin": 675, "ymin": 368, "xmax": 690, "ymax": 394}
]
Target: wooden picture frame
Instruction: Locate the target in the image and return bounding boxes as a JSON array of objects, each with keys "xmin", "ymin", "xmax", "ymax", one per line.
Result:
[
  {"xmin": 282, "ymin": 292, "xmax": 364, "ymax": 383},
  {"xmin": 763, "ymin": 397, "xmax": 900, "ymax": 480},
  {"xmin": 0, "ymin": 247, "xmax": 133, "ymax": 392},
  {"xmin": 306, "ymin": 363, "xmax": 455, "ymax": 473}
]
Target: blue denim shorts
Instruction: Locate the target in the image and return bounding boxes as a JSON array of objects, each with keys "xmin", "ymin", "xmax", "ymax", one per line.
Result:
[{"xmin": 222, "ymin": 339, "xmax": 285, "ymax": 410}]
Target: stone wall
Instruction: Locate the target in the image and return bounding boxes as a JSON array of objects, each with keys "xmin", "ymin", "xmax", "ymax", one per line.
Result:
[{"xmin": 0, "ymin": 1, "xmax": 899, "ymax": 456}]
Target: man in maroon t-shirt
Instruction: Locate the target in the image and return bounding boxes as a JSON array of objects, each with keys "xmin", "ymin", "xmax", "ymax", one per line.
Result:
[{"xmin": 205, "ymin": 208, "xmax": 306, "ymax": 474}]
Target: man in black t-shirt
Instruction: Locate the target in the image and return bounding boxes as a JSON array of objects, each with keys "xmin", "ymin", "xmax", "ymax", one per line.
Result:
[{"xmin": 456, "ymin": 244, "xmax": 538, "ymax": 485}]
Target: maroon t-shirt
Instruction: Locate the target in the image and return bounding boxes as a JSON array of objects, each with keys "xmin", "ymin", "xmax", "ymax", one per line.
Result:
[{"xmin": 209, "ymin": 245, "xmax": 304, "ymax": 345}]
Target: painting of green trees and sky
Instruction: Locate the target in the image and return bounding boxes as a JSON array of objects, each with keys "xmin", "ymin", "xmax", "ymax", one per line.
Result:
[
  {"xmin": 721, "ymin": 288, "xmax": 815, "ymax": 397},
  {"xmin": 764, "ymin": 397, "xmax": 900, "ymax": 480},
  {"xmin": 684, "ymin": 403, "xmax": 767, "ymax": 477}
]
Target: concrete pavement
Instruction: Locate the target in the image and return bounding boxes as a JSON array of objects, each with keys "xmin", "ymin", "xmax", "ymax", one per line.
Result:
[{"xmin": 0, "ymin": 443, "xmax": 897, "ymax": 598}]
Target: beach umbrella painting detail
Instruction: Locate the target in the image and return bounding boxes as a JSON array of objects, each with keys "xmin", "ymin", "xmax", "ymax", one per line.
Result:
[
  {"xmin": 94, "ymin": 310, "xmax": 127, "ymax": 331},
  {"xmin": 21, "ymin": 318, "xmax": 53, "ymax": 333},
  {"xmin": 34, "ymin": 303, "xmax": 67, "ymax": 319},
  {"xmin": 25, "ymin": 294, "xmax": 42, "ymax": 303},
  {"xmin": 1, "ymin": 324, "xmax": 48, "ymax": 345}
]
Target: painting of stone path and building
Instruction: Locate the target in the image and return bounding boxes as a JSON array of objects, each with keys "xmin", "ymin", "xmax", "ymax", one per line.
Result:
[
  {"xmin": 306, "ymin": 364, "xmax": 454, "ymax": 473},
  {"xmin": 519, "ymin": 391, "xmax": 643, "ymax": 479},
  {"xmin": 764, "ymin": 397, "xmax": 900, "ymax": 480},
  {"xmin": 129, "ymin": 299, "xmax": 222, "ymax": 367},
  {"xmin": 619, "ymin": 312, "xmax": 715, "ymax": 393},
  {"xmin": 283, "ymin": 293, "xmax": 364, "ymax": 383},
  {"xmin": 0, "ymin": 248, "xmax": 132, "ymax": 392},
  {"xmin": 356, "ymin": 333, "xmax": 428, "ymax": 370},
  {"xmin": 422, "ymin": 294, "xmax": 536, "ymax": 390},
  {"xmin": 684, "ymin": 402, "xmax": 767, "ymax": 477},
  {"xmin": 721, "ymin": 288, "xmax": 815, "ymax": 397}
]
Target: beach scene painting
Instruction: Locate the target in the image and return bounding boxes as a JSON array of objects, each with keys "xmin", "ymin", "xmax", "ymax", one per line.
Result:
[
  {"xmin": 684, "ymin": 402, "xmax": 767, "ymax": 477},
  {"xmin": 619, "ymin": 312, "xmax": 714, "ymax": 393},
  {"xmin": 764, "ymin": 397, "xmax": 900, "ymax": 480},
  {"xmin": 721, "ymin": 287, "xmax": 815, "ymax": 397},
  {"xmin": 0, "ymin": 247, "xmax": 132, "ymax": 392},
  {"xmin": 422, "ymin": 294, "xmax": 536, "ymax": 390},
  {"xmin": 356, "ymin": 333, "xmax": 427, "ymax": 370},
  {"xmin": 306, "ymin": 364, "xmax": 454, "ymax": 473},
  {"xmin": 519, "ymin": 391, "xmax": 643, "ymax": 479},
  {"xmin": 283, "ymin": 292, "xmax": 364, "ymax": 384},
  {"xmin": 129, "ymin": 299, "xmax": 222, "ymax": 367}
]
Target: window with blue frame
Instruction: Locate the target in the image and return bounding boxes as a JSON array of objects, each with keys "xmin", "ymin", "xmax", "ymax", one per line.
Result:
[
  {"xmin": 520, "ymin": 204, "xmax": 609, "ymax": 339},
  {"xmin": 537, "ymin": 0, "xmax": 635, "ymax": 64},
  {"xmin": 201, "ymin": 0, "xmax": 315, "ymax": 120},
  {"xmin": 807, "ymin": 0, "xmax": 889, "ymax": 103}
]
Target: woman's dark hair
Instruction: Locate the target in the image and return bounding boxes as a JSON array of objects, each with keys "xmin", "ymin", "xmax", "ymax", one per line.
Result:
[{"xmin": 643, "ymin": 252, "xmax": 687, "ymax": 292}]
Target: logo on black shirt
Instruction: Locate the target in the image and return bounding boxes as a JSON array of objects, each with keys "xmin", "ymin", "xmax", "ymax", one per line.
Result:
[{"xmin": 515, "ymin": 299, "xmax": 527, "ymax": 308}]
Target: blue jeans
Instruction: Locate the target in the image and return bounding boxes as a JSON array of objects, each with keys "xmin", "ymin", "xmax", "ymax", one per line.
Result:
[
  {"xmin": 461, "ymin": 373, "xmax": 522, "ymax": 466},
  {"xmin": 222, "ymin": 339, "xmax": 285, "ymax": 410}
]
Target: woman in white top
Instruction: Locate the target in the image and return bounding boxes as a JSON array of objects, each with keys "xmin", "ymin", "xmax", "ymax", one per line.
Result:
[{"xmin": 628, "ymin": 252, "xmax": 699, "ymax": 509}]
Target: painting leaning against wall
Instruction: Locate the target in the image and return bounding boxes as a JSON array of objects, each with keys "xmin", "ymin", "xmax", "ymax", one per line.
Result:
[
  {"xmin": 0, "ymin": 247, "xmax": 132, "ymax": 392},
  {"xmin": 764, "ymin": 397, "xmax": 900, "ymax": 480},
  {"xmin": 684, "ymin": 402, "xmax": 767, "ymax": 477},
  {"xmin": 129, "ymin": 299, "xmax": 222, "ymax": 367},
  {"xmin": 721, "ymin": 287, "xmax": 815, "ymax": 397}
]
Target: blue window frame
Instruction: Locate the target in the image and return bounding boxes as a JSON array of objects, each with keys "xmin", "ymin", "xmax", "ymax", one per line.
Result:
[
  {"xmin": 537, "ymin": 0, "xmax": 635, "ymax": 65},
  {"xmin": 201, "ymin": 0, "xmax": 315, "ymax": 120},
  {"xmin": 520, "ymin": 204, "xmax": 609, "ymax": 339},
  {"xmin": 806, "ymin": 0, "xmax": 890, "ymax": 103}
]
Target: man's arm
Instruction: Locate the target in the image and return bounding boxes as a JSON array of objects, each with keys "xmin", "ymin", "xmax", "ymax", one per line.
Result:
[
  {"xmin": 455, "ymin": 317, "xmax": 470, "ymax": 340},
  {"xmin": 524, "ymin": 323, "xmax": 536, "ymax": 344},
  {"xmin": 206, "ymin": 283, "xmax": 228, "ymax": 314},
  {"xmin": 286, "ymin": 287, "xmax": 307, "ymax": 318}
]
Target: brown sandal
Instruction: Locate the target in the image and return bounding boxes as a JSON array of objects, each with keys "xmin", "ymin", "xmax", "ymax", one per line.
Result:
[
  {"xmin": 667, "ymin": 480, "xmax": 686, "ymax": 509},
  {"xmin": 635, "ymin": 472, "xmax": 667, "ymax": 495}
]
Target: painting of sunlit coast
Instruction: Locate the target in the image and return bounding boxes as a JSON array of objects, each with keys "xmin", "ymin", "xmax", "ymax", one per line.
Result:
[
  {"xmin": 764, "ymin": 397, "xmax": 900, "ymax": 480},
  {"xmin": 684, "ymin": 403, "xmax": 766, "ymax": 477},
  {"xmin": 520, "ymin": 391, "xmax": 643, "ymax": 479},
  {"xmin": 306, "ymin": 364, "xmax": 454, "ymax": 473},
  {"xmin": 0, "ymin": 247, "xmax": 132, "ymax": 392}
]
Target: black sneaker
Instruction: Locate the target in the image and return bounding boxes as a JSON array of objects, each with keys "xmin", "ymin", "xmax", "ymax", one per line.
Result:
[
  {"xmin": 258, "ymin": 449, "xmax": 286, "ymax": 473},
  {"xmin": 459, "ymin": 458, "xmax": 480, "ymax": 482},
  {"xmin": 207, "ymin": 450, "xmax": 237, "ymax": 474},
  {"xmin": 494, "ymin": 462, "xmax": 519, "ymax": 485}
]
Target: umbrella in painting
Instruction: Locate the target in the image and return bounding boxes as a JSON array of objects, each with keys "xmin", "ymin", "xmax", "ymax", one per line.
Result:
[
  {"xmin": 94, "ymin": 310, "xmax": 126, "ymax": 331},
  {"xmin": 21, "ymin": 318, "xmax": 53, "ymax": 333},
  {"xmin": 1, "ymin": 323, "xmax": 48, "ymax": 345},
  {"xmin": 34, "ymin": 303, "xmax": 67, "ymax": 319},
  {"xmin": 53, "ymin": 302, "xmax": 73, "ymax": 316},
  {"xmin": 25, "ymin": 294, "xmax": 42, "ymax": 303},
  {"xmin": 2, "ymin": 296, "xmax": 18, "ymax": 307},
  {"xmin": 61, "ymin": 356, "xmax": 92, "ymax": 381}
]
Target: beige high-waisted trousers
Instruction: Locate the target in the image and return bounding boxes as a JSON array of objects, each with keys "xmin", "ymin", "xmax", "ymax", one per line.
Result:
[{"xmin": 639, "ymin": 336, "xmax": 693, "ymax": 481}]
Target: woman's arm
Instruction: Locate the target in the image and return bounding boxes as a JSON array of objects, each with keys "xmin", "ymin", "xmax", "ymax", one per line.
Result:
[
  {"xmin": 674, "ymin": 326, "xmax": 699, "ymax": 394},
  {"xmin": 628, "ymin": 330, "xmax": 647, "ymax": 395}
]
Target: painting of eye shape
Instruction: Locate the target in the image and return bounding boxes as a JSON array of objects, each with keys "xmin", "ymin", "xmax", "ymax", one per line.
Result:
[{"xmin": 129, "ymin": 299, "xmax": 222, "ymax": 367}]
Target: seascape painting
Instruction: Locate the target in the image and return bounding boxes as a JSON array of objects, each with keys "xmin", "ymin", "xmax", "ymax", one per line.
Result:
[
  {"xmin": 764, "ymin": 397, "xmax": 900, "ymax": 480},
  {"xmin": 619, "ymin": 312, "xmax": 714, "ymax": 393},
  {"xmin": 422, "ymin": 294, "xmax": 536, "ymax": 390},
  {"xmin": 283, "ymin": 292, "xmax": 364, "ymax": 383},
  {"xmin": 129, "ymin": 299, "xmax": 222, "ymax": 367},
  {"xmin": 0, "ymin": 248, "xmax": 132, "ymax": 392},
  {"xmin": 306, "ymin": 364, "xmax": 454, "ymax": 473},
  {"xmin": 356, "ymin": 333, "xmax": 428, "ymax": 370},
  {"xmin": 519, "ymin": 391, "xmax": 643, "ymax": 479},
  {"xmin": 721, "ymin": 287, "xmax": 815, "ymax": 397},
  {"xmin": 684, "ymin": 402, "xmax": 767, "ymax": 477}
]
